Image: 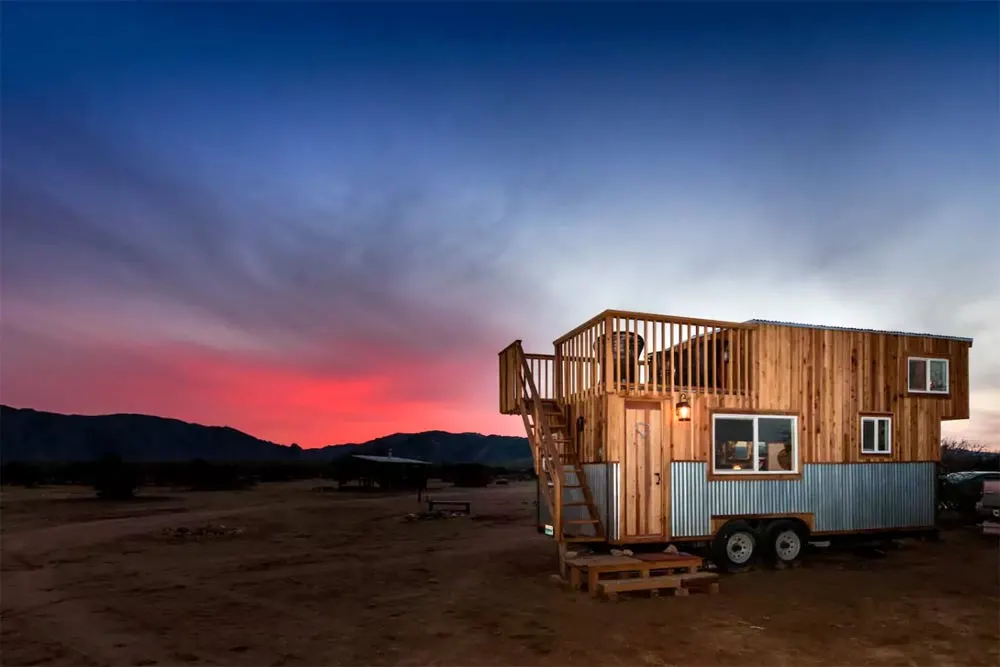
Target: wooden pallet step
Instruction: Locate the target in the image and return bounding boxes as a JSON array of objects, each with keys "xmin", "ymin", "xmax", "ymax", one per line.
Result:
[
  {"xmin": 676, "ymin": 572, "xmax": 719, "ymax": 585},
  {"xmin": 597, "ymin": 572, "xmax": 719, "ymax": 601}
]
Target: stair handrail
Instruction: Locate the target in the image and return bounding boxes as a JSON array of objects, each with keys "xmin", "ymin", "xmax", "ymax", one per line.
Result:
[
  {"xmin": 515, "ymin": 342, "xmax": 560, "ymax": 464},
  {"xmin": 513, "ymin": 341, "xmax": 563, "ymax": 535}
]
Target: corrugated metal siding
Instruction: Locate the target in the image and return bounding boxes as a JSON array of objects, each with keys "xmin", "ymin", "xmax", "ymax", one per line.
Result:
[
  {"xmin": 671, "ymin": 462, "xmax": 712, "ymax": 537},
  {"xmin": 536, "ymin": 463, "xmax": 620, "ymax": 540},
  {"xmin": 671, "ymin": 462, "xmax": 936, "ymax": 537},
  {"xmin": 593, "ymin": 462, "xmax": 620, "ymax": 541}
]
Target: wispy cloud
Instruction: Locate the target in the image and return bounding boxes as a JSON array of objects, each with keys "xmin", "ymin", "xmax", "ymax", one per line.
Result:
[{"xmin": 1, "ymin": 2, "xmax": 997, "ymax": 446}]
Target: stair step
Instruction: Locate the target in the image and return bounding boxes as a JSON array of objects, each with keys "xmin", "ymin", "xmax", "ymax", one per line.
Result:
[
  {"xmin": 562, "ymin": 501, "xmax": 592, "ymax": 507},
  {"xmin": 564, "ymin": 518, "xmax": 601, "ymax": 525},
  {"xmin": 563, "ymin": 535, "xmax": 604, "ymax": 543}
]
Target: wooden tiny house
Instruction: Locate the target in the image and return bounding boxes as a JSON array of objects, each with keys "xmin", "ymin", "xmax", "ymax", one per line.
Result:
[{"xmin": 498, "ymin": 309, "xmax": 972, "ymax": 571}]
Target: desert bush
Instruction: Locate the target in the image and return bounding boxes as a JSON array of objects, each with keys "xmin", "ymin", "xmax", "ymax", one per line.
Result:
[
  {"xmin": 92, "ymin": 453, "xmax": 142, "ymax": 500},
  {"xmin": 1, "ymin": 461, "xmax": 42, "ymax": 487}
]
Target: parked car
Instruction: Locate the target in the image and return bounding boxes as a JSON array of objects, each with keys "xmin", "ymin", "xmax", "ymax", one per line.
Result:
[
  {"xmin": 939, "ymin": 471, "xmax": 1000, "ymax": 518},
  {"xmin": 977, "ymin": 478, "xmax": 1000, "ymax": 536}
]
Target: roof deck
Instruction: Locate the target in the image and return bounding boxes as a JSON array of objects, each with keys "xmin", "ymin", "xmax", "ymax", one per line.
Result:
[
  {"xmin": 499, "ymin": 309, "xmax": 974, "ymax": 415},
  {"xmin": 553, "ymin": 309, "xmax": 755, "ymax": 398},
  {"xmin": 500, "ymin": 310, "xmax": 754, "ymax": 413}
]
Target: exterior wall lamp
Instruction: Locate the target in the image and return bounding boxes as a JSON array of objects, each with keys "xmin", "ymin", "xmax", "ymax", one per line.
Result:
[{"xmin": 676, "ymin": 393, "xmax": 692, "ymax": 422}]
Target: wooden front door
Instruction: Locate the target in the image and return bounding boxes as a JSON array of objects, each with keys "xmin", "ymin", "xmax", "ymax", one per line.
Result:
[{"xmin": 622, "ymin": 401, "xmax": 665, "ymax": 539}]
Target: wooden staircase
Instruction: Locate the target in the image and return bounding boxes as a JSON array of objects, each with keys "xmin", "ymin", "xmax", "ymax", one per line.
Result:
[{"xmin": 511, "ymin": 342, "xmax": 604, "ymax": 544}]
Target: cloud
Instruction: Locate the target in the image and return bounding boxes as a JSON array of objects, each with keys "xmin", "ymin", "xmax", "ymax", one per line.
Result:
[
  {"xmin": 1, "ymin": 105, "xmax": 546, "ymax": 376},
  {"xmin": 0, "ymin": 323, "xmax": 523, "ymax": 446},
  {"xmin": 0, "ymin": 103, "xmax": 551, "ymax": 444},
  {"xmin": 1, "ymin": 4, "xmax": 996, "ymax": 448}
]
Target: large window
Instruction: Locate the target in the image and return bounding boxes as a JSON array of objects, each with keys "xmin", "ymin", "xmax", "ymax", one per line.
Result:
[
  {"xmin": 861, "ymin": 415, "xmax": 892, "ymax": 455},
  {"xmin": 712, "ymin": 414, "xmax": 798, "ymax": 474},
  {"xmin": 908, "ymin": 357, "xmax": 949, "ymax": 394}
]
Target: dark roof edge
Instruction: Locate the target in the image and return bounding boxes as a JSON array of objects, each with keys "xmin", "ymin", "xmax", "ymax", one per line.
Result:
[{"xmin": 745, "ymin": 319, "xmax": 974, "ymax": 344}]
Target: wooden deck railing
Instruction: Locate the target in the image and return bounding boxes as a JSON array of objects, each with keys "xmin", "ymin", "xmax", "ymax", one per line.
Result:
[
  {"xmin": 499, "ymin": 342, "xmax": 555, "ymax": 414},
  {"xmin": 553, "ymin": 310, "xmax": 755, "ymax": 399}
]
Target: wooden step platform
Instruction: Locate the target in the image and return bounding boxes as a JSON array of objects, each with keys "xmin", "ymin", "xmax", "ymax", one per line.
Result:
[
  {"xmin": 564, "ymin": 552, "xmax": 707, "ymax": 597},
  {"xmin": 598, "ymin": 572, "xmax": 720, "ymax": 601}
]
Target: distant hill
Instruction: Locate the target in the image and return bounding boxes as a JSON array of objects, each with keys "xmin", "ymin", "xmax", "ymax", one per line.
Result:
[{"xmin": 0, "ymin": 405, "xmax": 531, "ymax": 467}]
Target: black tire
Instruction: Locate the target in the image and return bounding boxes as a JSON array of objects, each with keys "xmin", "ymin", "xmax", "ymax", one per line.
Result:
[
  {"xmin": 763, "ymin": 520, "xmax": 808, "ymax": 567},
  {"xmin": 711, "ymin": 520, "xmax": 759, "ymax": 573}
]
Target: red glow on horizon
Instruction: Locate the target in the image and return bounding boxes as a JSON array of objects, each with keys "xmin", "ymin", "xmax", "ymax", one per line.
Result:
[{"xmin": 1, "ymin": 335, "xmax": 525, "ymax": 447}]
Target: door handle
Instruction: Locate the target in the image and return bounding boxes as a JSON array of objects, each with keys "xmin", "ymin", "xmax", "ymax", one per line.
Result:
[{"xmin": 655, "ymin": 472, "xmax": 661, "ymax": 486}]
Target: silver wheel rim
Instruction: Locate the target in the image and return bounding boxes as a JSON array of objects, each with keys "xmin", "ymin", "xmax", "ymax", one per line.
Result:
[
  {"xmin": 726, "ymin": 532, "xmax": 754, "ymax": 564},
  {"xmin": 774, "ymin": 529, "xmax": 801, "ymax": 561}
]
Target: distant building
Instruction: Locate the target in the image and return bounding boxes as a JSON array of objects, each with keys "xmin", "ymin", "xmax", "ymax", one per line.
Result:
[{"xmin": 333, "ymin": 451, "xmax": 432, "ymax": 491}]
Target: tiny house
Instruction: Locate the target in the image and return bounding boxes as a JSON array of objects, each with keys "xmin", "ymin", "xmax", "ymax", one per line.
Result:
[{"xmin": 498, "ymin": 310, "xmax": 972, "ymax": 571}]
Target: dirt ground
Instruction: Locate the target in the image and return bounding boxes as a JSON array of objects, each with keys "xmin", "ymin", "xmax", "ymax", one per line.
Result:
[{"xmin": 2, "ymin": 481, "xmax": 998, "ymax": 667}]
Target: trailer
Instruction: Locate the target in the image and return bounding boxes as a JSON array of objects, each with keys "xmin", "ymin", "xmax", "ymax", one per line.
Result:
[{"xmin": 500, "ymin": 310, "xmax": 973, "ymax": 573}]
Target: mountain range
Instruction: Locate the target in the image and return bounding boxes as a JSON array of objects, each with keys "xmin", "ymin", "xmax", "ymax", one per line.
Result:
[{"xmin": 0, "ymin": 405, "xmax": 532, "ymax": 467}]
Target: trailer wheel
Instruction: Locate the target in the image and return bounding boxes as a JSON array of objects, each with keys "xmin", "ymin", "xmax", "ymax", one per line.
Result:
[
  {"xmin": 764, "ymin": 520, "xmax": 807, "ymax": 567},
  {"xmin": 712, "ymin": 520, "xmax": 758, "ymax": 573}
]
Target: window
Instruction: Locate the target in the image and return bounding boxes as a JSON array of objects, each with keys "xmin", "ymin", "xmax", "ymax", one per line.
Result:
[
  {"xmin": 861, "ymin": 416, "xmax": 892, "ymax": 455},
  {"xmin": 908, "ymin": 357, "xmax": 949, "ymax": 394},
  {"xmin": 712, "ymin": 414, "xmax": 798, "ymax": 474}
]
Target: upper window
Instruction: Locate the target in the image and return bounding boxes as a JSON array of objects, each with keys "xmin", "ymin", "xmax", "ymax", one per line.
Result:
[
  {"xmin": 712, "ymin": 414, "xmax": 798, "ymax": 475},
  {"xmin": 861, "ymin": 416, "xmax": 892, "ymax": 455},
  {"xmin": 907, "ymin": 357, "xmax": 949, "ymax": 394}
]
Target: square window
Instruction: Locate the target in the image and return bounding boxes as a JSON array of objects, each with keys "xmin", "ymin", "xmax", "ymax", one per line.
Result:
[
  {"xmin": 861, "ymin": 416, "xmax": 892, "ymax": 455},
  {"xmin": 908, "ymin": 357, "xmax": 949, "ymax": 394},
  {"xmin": 713, "ymin": 414, "xmax": 798, "ymax": 474}
]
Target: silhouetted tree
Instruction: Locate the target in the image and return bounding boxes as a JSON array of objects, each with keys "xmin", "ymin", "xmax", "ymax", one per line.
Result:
[
  {"xmin": 940, "ymin": 438, "xmax": 998, "ymax": 473},
  {"xmin": 2, "ymin": 461, "xmax": 42, "ymax": 487},
  {"xmin": 92, "ymin": 454, "xmax": 141, "ymax": 500},
  {"xmin": 448, "ymin": 463, "xmax": 493, "ymax": 488}
]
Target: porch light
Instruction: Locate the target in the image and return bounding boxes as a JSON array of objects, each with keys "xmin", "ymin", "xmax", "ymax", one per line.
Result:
[{"xmin": 676, "ymin": 393, "xmax": 691, "ymax": 422}]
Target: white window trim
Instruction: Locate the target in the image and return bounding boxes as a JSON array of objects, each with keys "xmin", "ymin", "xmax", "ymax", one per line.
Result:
[
  {"xmin": 860, "ymin": 415, "xmax": 892, "ymax": 455},
  {"xmin": 907, "ymin": 356, "xmax": 950, "ymax": 394},
  {"xmin": 711, "ymin": 413, "xmax": 799, "ymax": 475}
]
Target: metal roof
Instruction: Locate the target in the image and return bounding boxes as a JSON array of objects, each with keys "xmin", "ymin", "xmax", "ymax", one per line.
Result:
[
  {"xmin": 351, "ymin": 454, "xmax": 433, "ymax": 465},
  {"xmin": 745, "ymin": 319, "xmax": 974, "ymax": 344}
]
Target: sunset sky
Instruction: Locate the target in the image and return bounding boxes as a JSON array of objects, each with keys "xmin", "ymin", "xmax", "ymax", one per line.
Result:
[{"xmin": 2, "ymin": 2, "xmax": 998, "ymax": 448}]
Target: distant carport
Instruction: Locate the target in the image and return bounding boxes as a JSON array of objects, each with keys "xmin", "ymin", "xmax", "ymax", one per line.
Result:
[{"xmin": 334, "ymin": 453, "xmax": 433, "ymax": 492}]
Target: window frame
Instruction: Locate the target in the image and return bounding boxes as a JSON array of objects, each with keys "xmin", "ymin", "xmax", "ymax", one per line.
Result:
[
  {"xmin": 711, "ymin": 413, "xmax": 799, "ymax": 475},
  {"xmin": 907, "ymin": 356, "xmax": 950, "ymax": 395},
  {"xmin": 860, "ymin": 415, "xmax": 892, "ymax": 455}
]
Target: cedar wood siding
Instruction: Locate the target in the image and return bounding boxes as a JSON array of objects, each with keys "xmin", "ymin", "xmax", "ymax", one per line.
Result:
[
  {"xmin": 580, "ymin": 323, "xmax": 970, "ymax": 466},
  {"xmin": 751, "ymin": 323, "xmax": 971, "ymax": 464}
]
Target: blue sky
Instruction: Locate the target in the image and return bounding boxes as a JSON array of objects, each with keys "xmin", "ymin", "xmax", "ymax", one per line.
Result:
[{"xmin": 2, "ymin": 2, "xmax": 998, "ymax": 445}]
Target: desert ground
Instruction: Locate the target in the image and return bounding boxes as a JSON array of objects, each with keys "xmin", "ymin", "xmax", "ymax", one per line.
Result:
[{"xmin": 2, "ymin": 480, "xmax": 998, "ymax": 667}]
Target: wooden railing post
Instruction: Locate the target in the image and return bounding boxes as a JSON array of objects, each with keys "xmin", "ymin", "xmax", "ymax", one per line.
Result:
[
  {"xmin": 554, "ymin": 343, "xmax": 563, "ymax": 401},
  {"xmin": 604, "ymin": 313, "xmax": 614, "ymax": 393}
]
